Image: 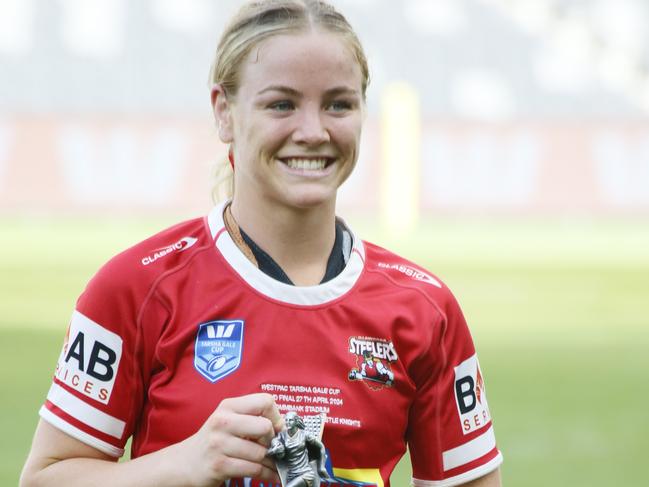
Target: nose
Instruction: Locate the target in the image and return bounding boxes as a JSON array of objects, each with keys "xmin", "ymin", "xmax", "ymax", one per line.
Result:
[{"xmin": 292, "ymin": 106, "xmax": 330, "ymax": 146}]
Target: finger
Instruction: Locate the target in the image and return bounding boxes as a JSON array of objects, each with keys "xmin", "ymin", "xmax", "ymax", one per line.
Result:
[
  {"xmin": 256, "ymin": 428, "xmax": 275, "ymax": 449},
  {"xmin": 217, "ymin": 434, "xmax": 269, "ymax": 464},
  {"xmin": 211, "ymin": 412, "xmax": 275, "ymax": 442},
  {"xmin": 272, "ymin": 414, "xmax": 285, "ymax": 434},
  {"xmin": 220, "ymin": 394, "xmax": 284, "ymax": 432},
  {"xmin": 261, "ymin": 456, "xmax": 277, "ymax": 472}
]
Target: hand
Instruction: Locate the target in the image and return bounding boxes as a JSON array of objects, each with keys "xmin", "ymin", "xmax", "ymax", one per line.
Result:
[
  {"xmin": 266, "ymin": 438, "xmax": 285, "ymax": 459},
  {"xmin": 348, "ymin": 369, "xmax": 361, "ymax": 380},
  {"xmin": 176, "ymin": 393, "xmax": 284, "ymax": 487}
]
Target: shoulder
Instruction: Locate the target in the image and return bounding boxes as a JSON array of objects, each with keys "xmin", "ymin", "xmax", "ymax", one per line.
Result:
[
  {"xmin": 79, "ymin": 216, "xmax": 213, "ymax": 310},
  {"xmin": 271, "ymin": 432, "xmax": 286, "ymax": 445},
  {"xmin": 303, "ymin": 430, "xmax": 318, "ymax": 443},
  {"xmin": 110, "ymin": 216, "xmax": 210, "ymax": 272},
  {"xmin": 356, "ymin": 239, "xmax": 474, "ymax": 335},
  {"xmin": 360, "ymin": 240, "xmax": 456, "ymax": 308}
]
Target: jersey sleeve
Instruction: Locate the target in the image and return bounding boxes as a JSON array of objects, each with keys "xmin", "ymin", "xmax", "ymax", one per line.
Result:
[
  {"xmin": 407, "ymin": 290, "xmax": 502, "ymax": 486},
  {"xmin": 39, "ymin": 254, "xmax": 166, "ymax": 458}
]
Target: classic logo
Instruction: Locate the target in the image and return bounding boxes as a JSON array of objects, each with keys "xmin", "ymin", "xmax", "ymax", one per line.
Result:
[
  {"xmin": 54, "ymin": 310, "xmax": 123, "ymax": 404},
  {"xmin": 141, "ymin": 236, "xmax": 198, "ymax": 266},
  {"xmin": 347, "ymin": 336, "xmax": 397, "ymax": 390},
  {"xmin": 194, "ymin": 320, "xmax": 244, "ymax": 383},
  {"xmin": 454, "ymin": 354, "xmax": 492, "ymax": 434},
  {"xmin": 377, "ymin": 262, "xmax": 441, "ymax": 288}
]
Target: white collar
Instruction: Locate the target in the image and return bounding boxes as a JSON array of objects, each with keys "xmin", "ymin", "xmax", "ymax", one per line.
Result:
[{"xmin": 207, "ymin": 201, "xmax": 365, "ymax": 306}]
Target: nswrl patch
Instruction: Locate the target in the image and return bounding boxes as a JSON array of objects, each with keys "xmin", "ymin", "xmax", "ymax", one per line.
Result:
[{"xmin": 194, "ymin": 320, "xmax": 244, "ymax": 383}]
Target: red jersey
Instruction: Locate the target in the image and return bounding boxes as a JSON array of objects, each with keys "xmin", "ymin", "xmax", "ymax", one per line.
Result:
[{"xmin": 41, "ymin": 201, "xmax": 502, "ymax": 486}]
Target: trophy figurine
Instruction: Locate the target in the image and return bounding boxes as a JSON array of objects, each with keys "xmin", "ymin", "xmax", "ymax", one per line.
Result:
[{"xmin": 267, "ymin": 411, "xmax": 330, "ymax": 487}]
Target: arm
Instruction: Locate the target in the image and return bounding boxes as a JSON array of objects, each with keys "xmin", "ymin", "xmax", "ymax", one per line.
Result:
[
  {"xmin": 305, "ymin": 434, "xmax": 330, "ymax": 479},
  {"xmin": 407, "ymin": 289, "xmax": 503, "ymax": 485},
  {"xmin": 20, "ymin": 393, "xmax": 284, "ymax": 487},
  {"xmin": 458, "ymin": 468, "xmax": 501, "ymax": 487},
  {"xmin": 266, "ymin": 435, "xmax": 285, "ymax": 459}
]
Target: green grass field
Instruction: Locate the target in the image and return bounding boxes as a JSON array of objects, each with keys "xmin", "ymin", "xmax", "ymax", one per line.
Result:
[{"xmin": 3, "ymin": 217, "xmax": 648, "ymax": 486}]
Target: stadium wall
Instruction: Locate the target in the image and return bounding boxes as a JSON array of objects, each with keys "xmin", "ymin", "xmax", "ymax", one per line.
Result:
[{"xmin": 1, "ymin": 116, "xmax": 648, "ymax": 217}]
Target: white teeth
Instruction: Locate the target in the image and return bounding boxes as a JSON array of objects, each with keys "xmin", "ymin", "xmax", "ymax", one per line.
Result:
[{"xmin": 284, "ymin": 158, "xmax": 328, "ymax": 170}]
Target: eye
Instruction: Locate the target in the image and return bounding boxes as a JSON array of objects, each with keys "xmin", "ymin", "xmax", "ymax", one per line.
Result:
[
  {"xmin": 268, "ymin": 100, "xmax": 295, "ymax": 112},
  {"xmin": 326, "ymin": 99, "xmax": 353, "ymax": 112}
]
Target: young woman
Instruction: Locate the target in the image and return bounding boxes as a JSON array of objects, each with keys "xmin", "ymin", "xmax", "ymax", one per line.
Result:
[{"xmin": 21, "ymin": 1, "xmax": 502, "ymax": 486}]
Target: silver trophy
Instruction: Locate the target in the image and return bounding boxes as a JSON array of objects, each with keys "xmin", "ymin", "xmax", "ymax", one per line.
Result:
[{"xmin": 267, "ymin": 412, "xmax": 330, "ymax": 487}]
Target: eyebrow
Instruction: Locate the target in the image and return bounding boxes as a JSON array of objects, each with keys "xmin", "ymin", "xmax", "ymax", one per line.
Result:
[{"xmin": 256, "ymin": 85, "xmax": 360, "ymax": 97}]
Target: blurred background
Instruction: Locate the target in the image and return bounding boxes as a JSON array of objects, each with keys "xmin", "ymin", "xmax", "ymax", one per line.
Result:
[{"xmin": 2, "ymin": 0, "xmax": 648, "ymax": 485}]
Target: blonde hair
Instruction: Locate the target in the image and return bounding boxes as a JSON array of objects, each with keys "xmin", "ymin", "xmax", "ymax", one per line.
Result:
[{"xmin": 209, "ymin": 0, "xmax": 370, "ymax": 202}]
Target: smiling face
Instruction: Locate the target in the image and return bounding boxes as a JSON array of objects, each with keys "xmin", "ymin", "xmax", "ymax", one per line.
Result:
[{"xmin": 214, "ymin": 29, "xmax": 365, "ymax": 211}]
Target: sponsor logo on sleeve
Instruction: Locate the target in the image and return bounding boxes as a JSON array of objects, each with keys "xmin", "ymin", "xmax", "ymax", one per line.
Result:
[
  {"xmin": 454, "ymin": 354, "xmax": 492, "ymax": 434},
  {"xmin": 194, "ymin": 320, "xmax": 244, "ymax": 383},
  {"xmin": 54, "ymin": 311, "xmax": 123, "ymax": 404},
  {"xmin": 141, "ymin": 236, "xmax": 198, "ymax": 266}
]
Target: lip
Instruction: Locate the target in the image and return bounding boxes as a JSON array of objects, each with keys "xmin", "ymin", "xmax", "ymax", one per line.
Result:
[
  {"xmin": 275, "ymin": 156, "xmax": 337, "ymax": 177},
  {"xmin": 277, "ymin": 155, "xmax": 336, "ymax": 163}
]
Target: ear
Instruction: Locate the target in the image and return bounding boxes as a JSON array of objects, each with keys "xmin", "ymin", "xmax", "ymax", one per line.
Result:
[{"xmin": 211, "ymin": 84, "xmax": 234, "ymax": 144}]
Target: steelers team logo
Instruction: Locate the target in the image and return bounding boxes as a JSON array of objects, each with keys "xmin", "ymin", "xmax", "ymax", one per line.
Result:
[{"xmin": 347, "ymin": 336, "xmax": 397, "ymax": 390}]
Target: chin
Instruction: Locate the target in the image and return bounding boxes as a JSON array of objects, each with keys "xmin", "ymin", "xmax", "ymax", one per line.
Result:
[
  {"xmin": 287, "ymin": 195, "xmax": 335, "ymax": 210},
  {"xmin": 279, "ymin": 188, "xmax": 337, "ymax": 210}
]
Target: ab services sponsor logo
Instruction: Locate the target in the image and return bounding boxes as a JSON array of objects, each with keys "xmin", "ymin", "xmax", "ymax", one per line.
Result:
[
  {"xmin": 55, "ymin": 311, "xmax": 123, "ymax": 404},
  {"xmin": 454, "ymin": 354, "xmax": 492, "ymax": 434}
]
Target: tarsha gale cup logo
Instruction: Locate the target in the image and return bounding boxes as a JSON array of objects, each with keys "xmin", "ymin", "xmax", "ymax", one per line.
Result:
[{"xmin": 194, "ymin": 320, "xmax": 244, "ymax": 383}]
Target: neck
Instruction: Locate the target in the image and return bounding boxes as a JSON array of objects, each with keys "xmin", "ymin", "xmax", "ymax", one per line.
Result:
[{"xmin": 229, "ymin": 197, "xmax": 337, "ymax": 286}]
